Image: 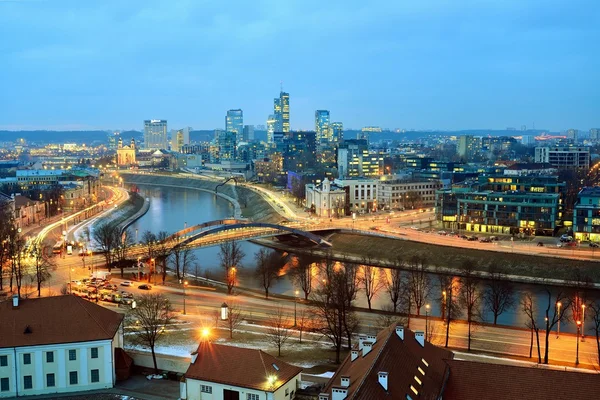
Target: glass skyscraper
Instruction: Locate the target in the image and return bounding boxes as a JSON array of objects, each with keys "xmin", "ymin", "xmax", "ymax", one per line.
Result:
[
  {"xmin": 315, "ymin": 110, "xmax": 331, "ymax": 142},
  {"xmin": 273, "ymin": 91, "xmax": 290, "ymax": 133},
  {"xmin": 226, "ymin": 109, "xmax": 243, "ymax": 142},
  {"xmin": 144, "ymin": 119, "xmax": 168, "ymax": 150}
]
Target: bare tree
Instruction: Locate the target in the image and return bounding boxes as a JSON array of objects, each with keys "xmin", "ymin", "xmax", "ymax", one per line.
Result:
[
  {"xmin": 521, "ymin": 292, "xmax": 542, "ymax": 363},
  {"xmin": 114, "ymin": 229, "xmax": 135, "ymax": 278},
  {"xmin": 155, "ymin": 231, "xmax": 171, "ymax": 284},
  {"xmin": 219, "ymin": 241, "xmax": 246, "ymax": 294},
  {"xmin": 541, "ymin": 287, "xmax": 571, "ymax": 364},
  {"xmin": 588, "ymin": 300, "xmax": 600, "ymax": 368},
  {"xmin": 266, "ymin": 307, "xmax": 292, "ymax": 356},
  {"xmin": 0, "ymin": 206, "xmax": 14, "ymax": 291},
  {"xmin": 438, "ymin": 272, "xmax": 459, "ymax": 348},
  {"xmin": 407, "ymin": 255, "xmax": 432, "ymax": 316},
  {"xmin": 30, "ymin": 242, "xmax": 53, "ymax": 297},
  {"xmin": 141, "ymin": 230, "xmax": 157, "ymax": 261},
  {"xmin": 385, "ymin": 259, "xmax": 404, "ymax": 313},
  {"xmin": 483, "ymin": 263, "xmax": 515, "ymax": 325},
  {"xmin": 128, "ymin": 294, "xmax": 175, "ymax": 373},
  {"xmin": 296, "ymin": 308, "xmax": 313, "ymax": 343},
  {"xmin": 458, "ymin": 260, "xmax": 482, "ymax": 351},
  {"xmin": 92, "ymin": 222, "xmax": 118, "ymax": 271},
  {"xmin": 169, "ymin": 240, "xmax": 197, "ymax": 281},
  {"xmin": 7, "ymin": 227, "xmax": 26, "ymax": 297},
  {"xmin": 222, "ymin": 301, "xmax": 245, "ymax": 339},
  {"xmin": 254, "ymin": 249, "xmax": 284, "ymax": 299},
  {"xmin": 360, "ymin": 254, "xmax": 384, "ymax": 311},
  {"xmin": 291, "ymin": 253, "xmax": 315, "ymax": 300}
]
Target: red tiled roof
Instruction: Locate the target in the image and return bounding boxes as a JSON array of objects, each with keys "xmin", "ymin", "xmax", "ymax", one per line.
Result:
[
  {"xmin": 321, "ymin": 324, "xmax": 453, "ymax": 399},
  {"xmin": 0, "ymin": 295, "xmax": 123, "ymax": 348},
  {"xmin": 185, "ymin": 342, "xmax": 302, "ymax": 392},
  {"xmin": 444, "ymin": 359, "xmax": 600, "ymax": 400}
]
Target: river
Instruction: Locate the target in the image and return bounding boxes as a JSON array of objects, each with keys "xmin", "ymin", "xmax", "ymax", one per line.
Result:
[{"xmin": 128, "ymin": 185, "xmax": 596, "ymax": 334}]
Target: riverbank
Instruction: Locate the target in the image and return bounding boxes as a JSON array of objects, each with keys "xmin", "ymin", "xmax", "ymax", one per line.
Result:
[
  {"xmin": 254, "ymin": 231, "xmax": 600, "ymax": 287},
  {"xmin": 119, "ymin": 173, "xmax": 281, "ymax": 223},
  {"xmin": 96, "ymin": 191, "xmax": 146, "ymax": 232}
]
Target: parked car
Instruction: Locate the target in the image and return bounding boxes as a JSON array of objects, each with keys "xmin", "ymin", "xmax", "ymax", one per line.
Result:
[
  {"xmin": 138, "ymin": 284, "xmax": 152, "ymax": 290},
  {"xmin": 467, "ymin": 236, "xmax": 478, "ymax": 241},
  {"xmin": 560, "ymin": 234, "xmax": 573, "ymax": 243},
  {"xmin": 590, "ymin": 242, "xmax": 599, "ymax": 248},
  {"xmin": 120, "ymin": 281, "xmax": 134, "ymax": 287},
  {"xmin": 537, "ymin": 242, "xmax": 544, "ymax": 247},
  {"xmin": 480, "ymin": 237, "xmax": 492, "ymax": 243}
]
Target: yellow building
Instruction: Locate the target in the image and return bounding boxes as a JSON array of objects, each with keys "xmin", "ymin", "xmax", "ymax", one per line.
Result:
[{"xmin": 117, "ymin": 138, "xmax": 136, "ymax": 166}]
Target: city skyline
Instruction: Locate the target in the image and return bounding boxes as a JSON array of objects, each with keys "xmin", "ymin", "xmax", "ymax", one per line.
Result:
[{"xmin": 0, "ymin": 1, "xmax": 598, "ymax": 131}]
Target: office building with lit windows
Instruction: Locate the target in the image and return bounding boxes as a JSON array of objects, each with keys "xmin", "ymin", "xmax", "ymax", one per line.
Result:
[
  {"xmin": 315, "ymin": 110, "xmax": 331, "ymax": 142},
  {"xmin": 273, "ymin": 91, "xmax": 290, "ymax": 133},
  {"xmin": 143, "ymin": 119, "xmax": 168, "ymax": 150},
  {"xmin": 573, "ymin": 187, "xmax": 600, "ymax": 242},
  {"xmin": 337, "ymin": 140, "xmax": 383, "ymax": 178},
  {"xmin": 331, "ymin": 122, "xmax": 344, "ymax": 142},
  {"xmin": 225, "ymin": 109, "xmax": 243, "ymax": 143},
  {"xmin": 534, "ymin": 146, "xmax": 590, "ymax": 169},
  {"xmin": 266, "ymin": 115, "xmax": 276, "ymax": 145}
]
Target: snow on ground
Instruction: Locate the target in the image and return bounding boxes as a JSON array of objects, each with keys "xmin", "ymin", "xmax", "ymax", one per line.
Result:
[{"xmin": 125, "ymin": 343, "xmax": 197, "ymax": 358}]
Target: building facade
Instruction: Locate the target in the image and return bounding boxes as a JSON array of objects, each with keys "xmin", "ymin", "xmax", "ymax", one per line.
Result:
[
  {"xmin": 330, "ymin": 122, "xmax": 343, "ymax": 142},
  {"xmin": 0, "ymin": 296, "xmax": 124, "ymax": 399},
  {"xmin": 143, "ymin": 119, "xmax": 168, "ymax": 150},
  {"xmin": 334, "ymin": 178, "xmax": 378, "ymax": 213},
  {"xmin": 573, "ymin": 187, "xmax": 600, "ymax": 242},
  {"xmin": 534, "ymin": 146, "xmax": 590, "ymax": 169},
  {"xmin": 377, "ymin": 179, "xmax": 442, "ymax": 210},
  {"xmin": 226, "ymin": 109, "xmax": 243, "ymax": 143},
  {"xmin": 337, "ymin": 140, "xmax": 382, "ymax": 178},
  {"xmin": 273, "ymin": 91, "xmax": 290, "ymax": 134},
  {"xmin": 305, "ymin": 179, "xmax": 346, "ymax": 218},
  {"xmin": 457, "ymin": 135, "xmax": 481, "ymax": 161},
  {"xmin": 116, "ymin": 138, "xmax": 136, "ymax": 166}
]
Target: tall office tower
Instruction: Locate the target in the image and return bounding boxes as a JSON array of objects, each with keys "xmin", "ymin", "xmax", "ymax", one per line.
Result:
[
  {"xmin": 172, "ymin": 127, "xmax": 191, "ymax": 152},
  {"xmin": 567, "ymin": 129, "xmax": 579, "ymax": 142},
  {"xmin": 267, "ymin": 115, "xmax": 277, "ymax": 145},
  {"xmin": 273, "ymin": 91, "xmax": 290, "ymax": 133},
  {"xmin": 243, "ymin": 125, "xmax": 255, "ymax": 142},
  {"xmin": 331, "ymin": 122, "xmax": 344, "ymax": 142},
  {"xmin": 590, "ymin": 128, "xmax": 600, "ymax": 141},
  {"xmin": 144, "ymin": 119, "xmax": 168, "ymax": 150},
  {"xmin": 226, "ymin": 109, "xmax": 243, "ymax": 142},
  {"xmin": 315, "ymin": 110, "xmax": 331, "ymax": 142}
]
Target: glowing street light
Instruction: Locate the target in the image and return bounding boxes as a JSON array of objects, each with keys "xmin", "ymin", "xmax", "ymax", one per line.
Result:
[
  {"xmin": 556, "ymin": 302, "xmax": 562, "ymax": 338},
  {"xmin": 425, "ymin": 304, "xmax": 430, "ymax": 341},
  {"xmin": 576, "ymin": 320, "xmax": 582, "ymax": 366},
  {"xmin": 582, "ymin": 304, "xmax": 586, "ymax": 342},
  {"xmin": 294, "ymin": 290, "xmax": 299, "ymax": 327}
]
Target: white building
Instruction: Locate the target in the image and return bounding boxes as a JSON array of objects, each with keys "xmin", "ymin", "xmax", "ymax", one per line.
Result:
[
  {"xmin": 305, "ymin": 179, "xmax": 346, "ymax": 218},
  {"xmin": 0, "ymin": 295, "xmax": 124, "ymax": 398},
  {"xmin": 183, "ymin": 343, "xmax": 302, "ymax": 400},
  {"xmin": 377, "ymin": 179, "xmax": 442, "ymax": 210},
  {"xmin": 534, "ymin": 146, "xmax": 590, "ymax": 169},
  {"xmin": 334, "ymin": 178, "xmax": 378, "ymax": 213}
]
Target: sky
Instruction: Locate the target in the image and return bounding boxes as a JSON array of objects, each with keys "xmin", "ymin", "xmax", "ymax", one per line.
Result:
[{"xmin": 0, "ymin": 0, "xmax": 598, "ymax": 132}]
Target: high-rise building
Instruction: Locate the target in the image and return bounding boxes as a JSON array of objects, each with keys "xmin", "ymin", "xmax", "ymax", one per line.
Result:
[
  {"xmin": 337, "ymin": 139, "xmax": 382, "ymax": 178},
  {"xmin": 331, "ymin": 122, "xmax": 344, "ymax": 142},
  {"xmin": 567, "ymin": 129, "xmax": 579, "ymax": 142},
  {"xmin": 590, "ymin": 129, "xmax": 600, "ymax": 141},
  {"xmin": 144, "ymin": 119, "xmax": 168, "ymax": 150},
  {"xmin": 226, "ymin": 109, "xmax": 243, "ymax": 143},
  {"xmin": 267, "ymin": 115, "xmax": 277, "ymax": 145},
  {"xmin": 534, "ymin": 146, "xmax": 590, "ymax": 169},
  {"xmin": 172, "ymin": 127, "xmax": 191, "ymax": 152},
  {"xmin": 457, "ymin": 135, "xmax": 481, "ymax": 161},
  {"xmin": 273, "ymin": 91, "xmax": 290, "ymax": 133},
  {"xmin": 243, "ymin": 125, "xmax": 255, "ymax": 142},
  {"xmin": 217, "ymin": 130, "xmax": 237, "ymax": 161},
  {"xmin": 315, "ymin": 110, "xmax": 331, "ymax": 142}
]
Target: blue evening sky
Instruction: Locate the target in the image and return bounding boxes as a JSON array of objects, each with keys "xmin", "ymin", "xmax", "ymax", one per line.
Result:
[{"xmin": 0, "ymin": 0, "xmax": 598, "ymax": 132}]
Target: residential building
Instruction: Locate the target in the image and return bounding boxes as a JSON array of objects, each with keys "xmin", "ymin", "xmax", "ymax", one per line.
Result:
[
  {"xmin": 534, "ymin": 146, "xmax": 590, "ymax": 169},
  {"xmin": 590, "ymin": 128, "xmax": 600, "ymax": 141},
  {"xmin": 320, "ymin": 323, "xmax": 600, "ymax": 400},
  {"xmin": 172, "ymin": 128, "xmax": 191, "ymax": 152},
  {"xmin": 143, "ymin": 119, "xmax": 168, "ymax": 150},
  {"xmin": 377, "ymin": 178, "xmax": 442, "ymax": 210},
  {"xmin": 0, "ymin": 295, "xmax": 124, "ymax": 399},
  {"xmin": 242, "ymin": 125, "xmax": 254, "ymax": 142},
  {"xmin": 573, "ymin": 187, "xmax": 600, "ymax": 242},
  {"xmin": 116, "ymin": 138, "xmax": 136, "ymax": 166},
  {"xmin": 334, "ymin": 177, "xmax": 378, "ymax": 213},
  {"xmin": 337, "ymin": 140, "xmax": 382, "ymax": 178},
  {"xmin": 183, "ymin": 342, "xmax": 302, "ymax": 400},
  {"xmin": 254, "ymin": 155, "xmax": 284, "ymax": 184},
  {"xmin": 226, "ymin": 109, "xmax": 244, "ymax": 143},
  {"xmin": 217, "ymin": 131, "xmax": 237, "ymax": 162},
  {"xmin": 457, "ymin": 135, "xmax": 481, "ymax": 161},
  {"xmin": 12, "ymin": 194, "xmax": 47, "ymax": 229},
  {"xmin": 305, "ymin": 179, "xmax": 346, "ymax": 218},
  {"xmin": 315, "ymin": 110, "xmax": 331, "ymax": 142},
  {"xmin": 280, "ymin": 131, "xmax": 317, "ymax": 172},
  {"xmin": 330, "ymin": 122, "xmax": 343, "ymax": 142},
  {"xmin": 273, "ymin": 92, "xmax": 290, "ymax": 133},
  {"xmin": 567, "ymin": 128, "xmax": 579, "ymax": 142}
]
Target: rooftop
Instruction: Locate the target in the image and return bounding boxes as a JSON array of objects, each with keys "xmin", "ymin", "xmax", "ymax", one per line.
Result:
[
  {"xmin": 0, "ymin": 295, "xmax": 123, "ymax": 348},
  {"xmin": 185, "ymin": 342, "xmax": 302, "ymax": 392}
]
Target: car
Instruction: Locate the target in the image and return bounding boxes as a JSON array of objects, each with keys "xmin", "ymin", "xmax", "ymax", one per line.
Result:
[
  {"xmin": 479, "ymin": 237, "xmax": 492, "ymax": 243},
  {"xmin": 120, "ymin": 281, "xmax": 134, "ymax": 287},
  {"xmin": 467, "ymin": 236, "xmax": 478, "ymax": 241},
  {"xmin": 591, "ymin": 242, "xmax": 600, "ymax": 248},
  {"xmin": 437, "ymin": 230, "xmax": 447, "ymax": 235},
  {"xmin": 138, "ymin": 284, "xmax": 152, "ymax": 290},
  {"xmin": 537, "ymin": 242, "xmax": 544, "ymax": 247}
]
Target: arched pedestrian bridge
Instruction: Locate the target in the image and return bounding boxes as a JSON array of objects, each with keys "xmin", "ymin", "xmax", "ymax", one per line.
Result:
[{"xmin": 168, "ymin": 219, "xmax": 332, "ymax": 249}]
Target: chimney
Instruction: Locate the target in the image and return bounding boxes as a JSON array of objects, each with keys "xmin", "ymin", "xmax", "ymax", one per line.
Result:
[
  {"xmin": 367, "ymin": 334, "xmax": 376, "ymax": 344},
  {"xmin": 332, "ymin": 387, "xmax": 348, "ymax": 400},
  {"xmin": 362, "ymin": 341, "xmax": 373, "ymax": 357},
  {"xmin": 190, "ymin": 351, "xmax": 198, "ymax": 364},
  {"xmin": 396, "ymin": 325, "xmax": 404, "ymax": 340},
  {"xmin": 319, "ymin": 394, "xmax": 330, "ymax": 400},
  {"xmin": 351, "ymin": 350, "xmax": 359, "ymax": 362},
  {"xmin": 358, "ymin": 335, "xmax": 367, "ymax": 350},
  {"xmin": 12, "ymin": 294, "xmax": 19, "ymax": 308},
  {"xmin": 415, "ymin": 331, "xmax": 425, "ymax": 347},
  {"xmin": 378, "ymin": 372, "xmax": 388, "ymax": 391},
  {"xmin": 340, "ymin": 376, "xmax": 350, "ymax": 388}
]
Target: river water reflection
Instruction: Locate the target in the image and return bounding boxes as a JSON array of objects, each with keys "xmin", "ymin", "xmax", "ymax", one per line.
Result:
[{"xmin": 129, "ymin": 185, "xmax": 596, "ymax": 334}]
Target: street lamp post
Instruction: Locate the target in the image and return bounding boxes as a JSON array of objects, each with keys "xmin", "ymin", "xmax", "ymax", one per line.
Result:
[
  {"xmin": 582, "ymin": 304, "xmax": 586, "ymax": 342},
  {"xmin": 151, "ymin": 258, "xmax": 155, "ymax": 284},
  {"xmin": 576, "ymin": 320, "xmax": 582, "ymax": 365},
  {"xmin": 181, "ymin": 280, "xmax": 188, "ymax": 315},
  {"xmin": 137, "ymin": 257, "xmax": 141, "ymax": 281},
  {"xmin": 557, "ymin": 302, "xmax": 562, "ymax": 338},
  {"xmin": 425, "ymin": 304, "xmax": 430, "ymax": 341},
  {"xmin": 442, "ymin": 291, "xmax": 447, "ymax": 322},
  {"xmin": 294, "ymin": 290, "xmax": 299, "ymax": 327}
]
